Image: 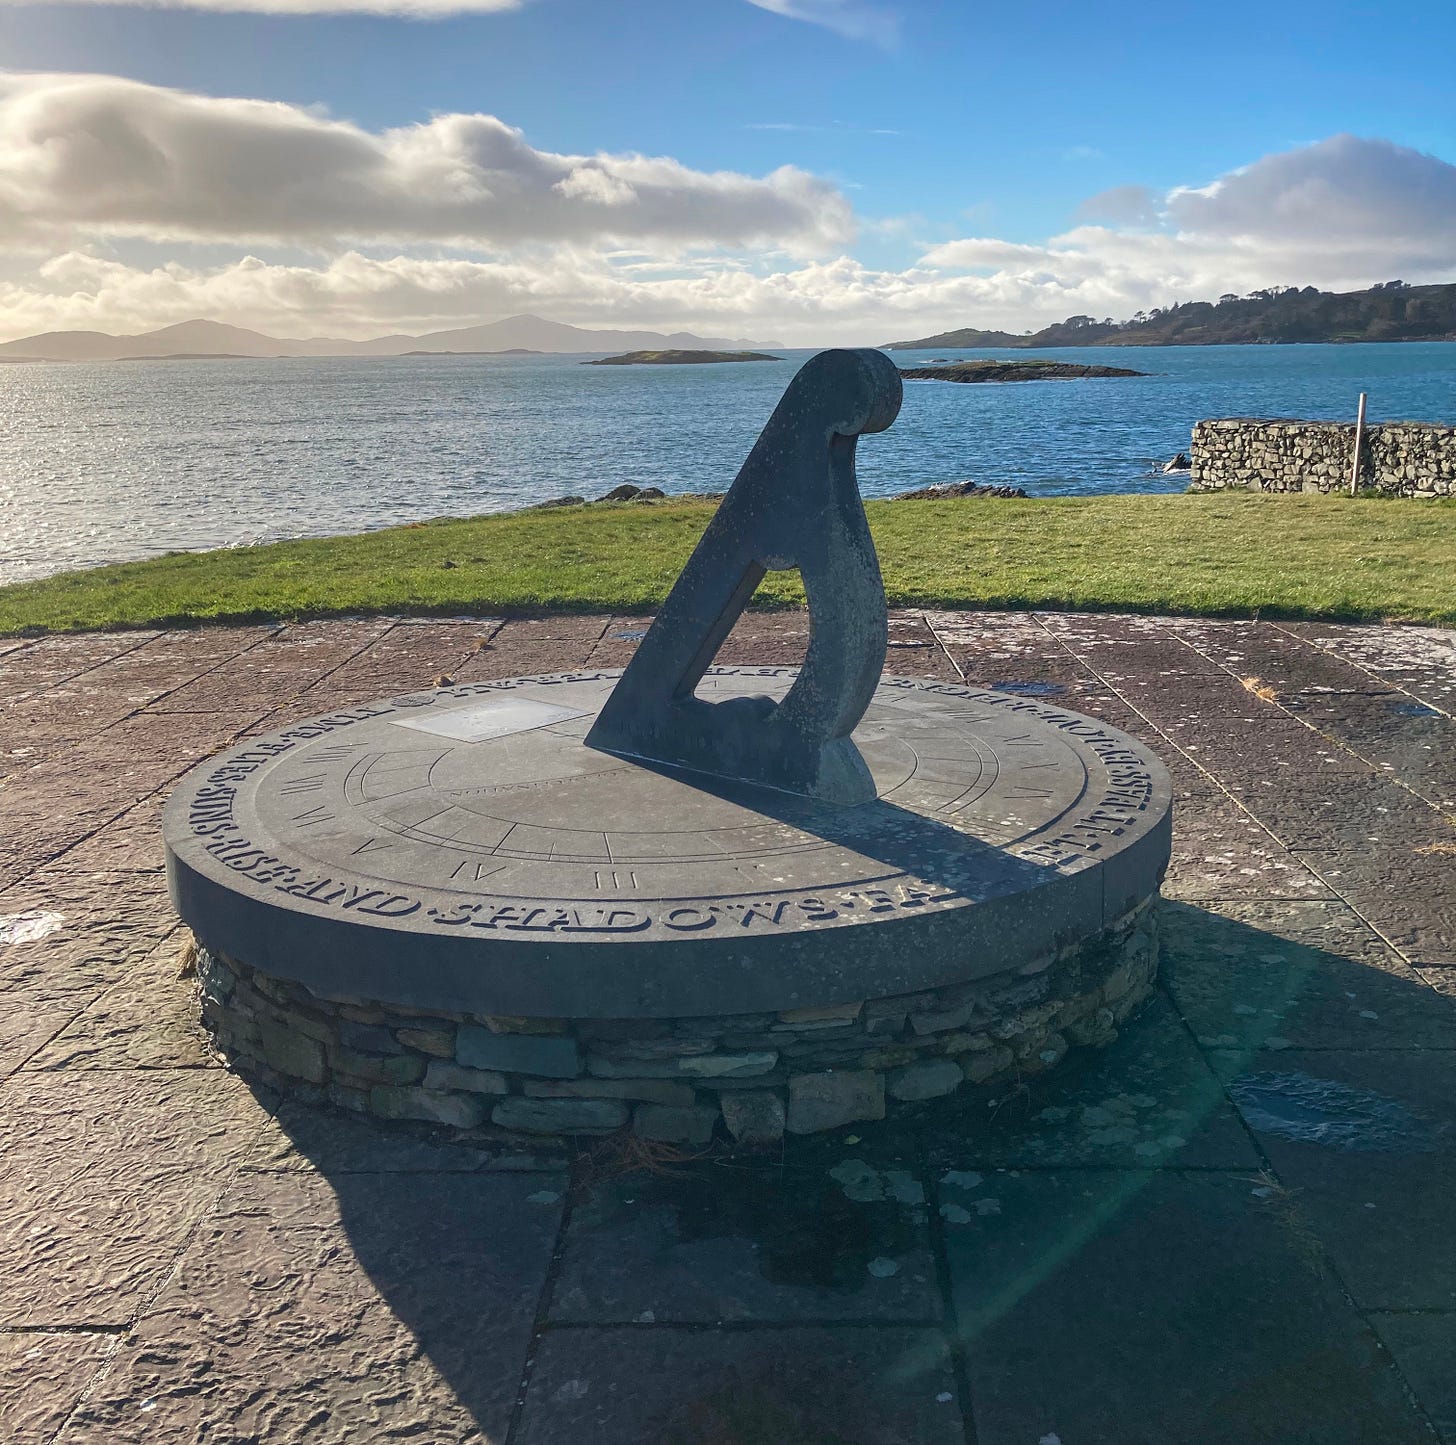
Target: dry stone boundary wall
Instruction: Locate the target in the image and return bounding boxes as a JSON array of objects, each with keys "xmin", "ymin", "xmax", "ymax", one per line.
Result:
[{"xmin": 1191, "ymin": 418, "xmax": 1456, "ymax": 497}]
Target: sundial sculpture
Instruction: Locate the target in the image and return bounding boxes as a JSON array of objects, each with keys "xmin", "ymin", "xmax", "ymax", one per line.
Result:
[{"xmin": 165, "ymin": 350, "xmax": 1172, "ymax": 1141}]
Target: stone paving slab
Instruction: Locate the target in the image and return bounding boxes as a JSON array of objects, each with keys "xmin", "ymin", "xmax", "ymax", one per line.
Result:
[
  {"xmin": 551, "ymin": 1165, "xmax": 941, "ymax": 1324},
  {"xmin": 0, "ymin": 634, "xmax": 159, "ymax": 710},
  {"xmin": 1161, "ymin": 898, "xmax": 1456, "ymax": 1051},
  {"xmin": 57, "ymin": 1171, "xmax": 565, "ymax": 1445},
  {"xmin": 1293, "ymin": 845, "xmax": 1456, "ymax": 966},
  {"xmin": 0, "ymin": 871, "xmax": 175, "ymax": 1028},
  {"xmin": 1213, "ymin": 768, "xmax": 1438, "ymax": 852},
  {"xmin": 1212, "ymin": 1047, "xmax": 1456, "ymax": 1311},
  {"xmin": 1162, "ymin": 798, "xmax": 1334, "ymax": 900},
  {"xmin": 0, "ymin": 1069, "xmax": 268, "ymax": 1327},
  {"xmin": 1278, "ymin": 621, "xmax": 1456, "ymax": 709},
  {"xmin": 1370, "ymin": 1313, "xmax": 1456, "ymax": 1442},
  {"xmin": 515, "ymin": 1325, "xmax": 963, "ymax": 1444},
  {"xmin": 941, "ymin": 1168, "xmax": 1432, "ymax": 1444},
  {"xmin": 22, "ymin": 930, "xmax": 209, "ymax": 1071},
  {"xmin": 0, "ymin": 1331, "xmax": 117, "ymax": 1445},
  {"xmin": 1279, "ymin": 690, "xmax": 1456, "ymax": 810},
  {"xmin": 0, "ymin": 608, "xmax": 1451, "ymax": 1441},
  {"xmin": 928, "ymin": 994, "xmax": 1262, "ymax": 1171},
  {"xmin": 296, "ymin": 621, "xmax": 497, "ymax": 702},
  {"xmin": 0, "ymin": 1000, "xmax": 76, "ymax": 1080},
  {"xmin": 53, "ymin": 799, "xmax": 169, "ymax": 874}
]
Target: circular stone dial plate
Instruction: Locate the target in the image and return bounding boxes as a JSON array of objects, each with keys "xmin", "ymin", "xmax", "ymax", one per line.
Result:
[{"xmin": 164, "ymin": 669, "xmax": 1171, "ymax": 1014}]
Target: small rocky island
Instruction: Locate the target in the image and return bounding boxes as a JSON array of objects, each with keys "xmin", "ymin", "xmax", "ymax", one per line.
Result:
[
  {"xmin": 586, "ymin": 349, "xmax": 781, "ymax": 365},
  {"xmin": 900, "ymin": 359, "xmax": 1146, "ymax": 383}
]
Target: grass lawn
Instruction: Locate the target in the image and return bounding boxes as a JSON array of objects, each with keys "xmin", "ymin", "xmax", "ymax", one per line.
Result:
[{"xmin": 0, "ymin": 492, "xmax": 1452, "ymax": 635}]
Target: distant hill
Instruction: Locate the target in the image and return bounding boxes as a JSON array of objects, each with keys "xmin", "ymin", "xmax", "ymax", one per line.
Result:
[
  {"xmin": 884, "ymin": 281, "xmax": 1456, "ymax": 349},
  {"xmin": 0, "ymin": 320, "xmax": 350, "ymax": 361},
  {"xmin": 890, "ymin": 327, "xmax": 1028, "ymax": 349},
  {"xmin": 0, "ymin": 313, "xmax": 781, "ymax": 362}
]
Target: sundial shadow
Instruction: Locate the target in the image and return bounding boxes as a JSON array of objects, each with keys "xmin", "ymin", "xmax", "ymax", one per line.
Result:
[
  {"xmin": 239, "ymin": 902, "xmax": 1455, "ymax": 1436},
  {"xmin": 622, "ymin": 753, "xmax": 1057, "ymax": 901}
]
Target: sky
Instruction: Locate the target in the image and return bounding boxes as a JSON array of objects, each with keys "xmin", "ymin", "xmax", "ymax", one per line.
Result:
[{"xmin": 0, "ymin": 0, "xmax": 1454, "ymax": 343}]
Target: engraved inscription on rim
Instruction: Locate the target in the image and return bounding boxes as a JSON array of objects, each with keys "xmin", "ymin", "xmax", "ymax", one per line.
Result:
[{"xmin": 167, "ymin": 668, "xmax": 1167, "ymax": 944}]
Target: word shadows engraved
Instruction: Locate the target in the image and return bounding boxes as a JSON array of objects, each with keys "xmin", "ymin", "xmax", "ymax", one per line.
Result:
[
  {"xmin": 188, "ymin": 807, "xmax": 955, "ymax": 935},
  {"xmin": 424, "ymin": 883, "xmax": 953, "ymax": 934}
]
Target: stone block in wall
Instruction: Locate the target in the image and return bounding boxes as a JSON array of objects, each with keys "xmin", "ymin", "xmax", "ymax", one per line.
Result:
[
  {"xmin": 786, "ymin": 1070, "xmax": 885, "ymax": 1133},
  {"xmin": 492, "ymin": 1096, "xmax": 628, "ymax": 1134},
  {"xmin": 333, "ymin": 1048, "xmax": 425, "ymax": 1086},
  {"xmin": 396, "ymin": 1027, "xmax": 455, "ymax": 1057},
  {"xmin": 456, "ymin": 1027, "xmax": 581, "ymax": 1077},
  {"xmin": 423, "ymin": 1060, "xmax": 509, "ymax": 1094},
  {"xmin": 720, "ymin": 1090, "xmax": 787, "ymax": 1144},
  {"xmin": 257, "ymin": 1017, "xmax": 327, "ymax": 1083},
  {"xmin": 958, "ymin": 1044, "xmax": 1015, "ymax": 1083},
  {"xmin": 633, "ymin": 1103, "xmax": 719, "ymax": 1145},
  {"xmin": 371, "ymin": 1085, "xmax": 489, "ymax": 1129},
  {"xmin": 522, "ymin": 1078, "xmax": 697, "ymax": 1106},
  {"xmin": 886, "ymin": 1058, "xmax": 964, "ymax": 1101},
  {"xmin": 586, "ymin": 1049, "xmax": 778, "ymax": 1080}
]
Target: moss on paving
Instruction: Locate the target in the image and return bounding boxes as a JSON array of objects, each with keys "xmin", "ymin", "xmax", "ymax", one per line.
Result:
[{"xmin": 1, "ymin": 492, "xmax": 1453, "ymax": 635}]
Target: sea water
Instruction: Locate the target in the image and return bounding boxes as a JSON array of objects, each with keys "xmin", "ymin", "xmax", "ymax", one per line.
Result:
[{"xmin": 1, "ymin": 342, "xmax": 1453, "ymax": 583}]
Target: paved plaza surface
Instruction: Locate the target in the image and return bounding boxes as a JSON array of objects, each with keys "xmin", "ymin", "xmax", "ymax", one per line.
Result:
[{"xmin": 1, "ymin": 607, "xmax": 1453, "ymax": 1444}]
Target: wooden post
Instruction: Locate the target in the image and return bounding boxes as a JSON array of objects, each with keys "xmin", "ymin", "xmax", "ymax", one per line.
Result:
[{"xmin": 1349, "ymin": 392, "xmax": 1367, "ymax": 495}]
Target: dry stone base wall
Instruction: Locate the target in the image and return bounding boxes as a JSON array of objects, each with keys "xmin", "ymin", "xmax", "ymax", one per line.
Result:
[
  {"xmin": 195, "ymin": 898, "xmax": 1159, "ymax": 1145},
  {"xmin": 1191, "ymin": 418, "xmax": 1456, "ymax": 496}
]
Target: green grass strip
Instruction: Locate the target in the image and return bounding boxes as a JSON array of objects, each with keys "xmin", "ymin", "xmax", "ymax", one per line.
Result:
[{"xmin": 1, "ymin": 492, "xmax": 1453, "ymax": 635}]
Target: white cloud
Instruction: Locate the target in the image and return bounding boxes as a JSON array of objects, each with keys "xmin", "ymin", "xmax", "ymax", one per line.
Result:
[
  {"xmin": 1076, "ymin": 184, "xmax": 1157, "ymax": 225},
  {"xmin": 743, "ymin": 0, "xmax": 899, "ymax": 45},
  {"xmin": 0, "ymin": 247, "xmax": 1123, "ymax": 343},
  {"xmin": 1165, "ymin": 134, "xmax": 1456, "ymax": 246},
  {"xmin": 923, "ymin": 135, "xmax": 1456, "ymax": 309},
  {"xmin": 2, "ymin": 123, "xmax": 1455, "ymax": 346},
  {"xmin": 0, "ymin": 0, "xmax": 901, "ymax": 25},
  {"xmin": 0, "ymin": 0, "xmax": 522, "ymax": 13},
  {"xmin": 0, "ymin": 73, "xmax": 853, "ymax": 255}
]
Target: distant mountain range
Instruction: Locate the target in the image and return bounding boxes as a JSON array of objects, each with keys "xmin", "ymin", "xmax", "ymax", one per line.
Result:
[
  {"xmin": 884, "ymin": 281, "xmax": 1456, "ymax": 349},
  {"xmin": 0, "ymin": 313, "xmax": 780, "ymax": 361}
]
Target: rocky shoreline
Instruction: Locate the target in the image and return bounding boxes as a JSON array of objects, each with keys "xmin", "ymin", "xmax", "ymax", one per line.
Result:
[
  {"xmin": 585, "ymin": 349, "xmax": 781, "ymax": 366},
  {"xmin": 532, "ymin": 478, "xmax": 1031, "ymax": 509},
  {"xmin": 901, "ymin": 360, "xmax": 1146, "ymax": 383}
]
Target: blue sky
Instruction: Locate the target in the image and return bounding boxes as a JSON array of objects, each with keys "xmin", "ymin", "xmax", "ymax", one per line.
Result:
[{"xmin": 0, "ymin": 0, "xmax": 1453, "ymax": 341}]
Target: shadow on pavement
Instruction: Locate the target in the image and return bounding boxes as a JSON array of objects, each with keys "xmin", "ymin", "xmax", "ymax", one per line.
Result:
[{"xmin": 201, "ymin": 896, "xmax": 1450, "ymax": 1444}]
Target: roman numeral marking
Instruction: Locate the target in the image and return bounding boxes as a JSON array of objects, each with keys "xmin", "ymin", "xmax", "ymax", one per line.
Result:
[
  {"xmin": 1002, "ymin": 732, "xmax": 1043, "ymax": 749},
  {"xmin": 290, "ymin": 804, "xmax": 337, "ymax": 828},
  {"xmin": 594, "ymin": 869, "xmax": 640, "ymax": 891},
  {"xmin": 278, "ymin": 773, "xmax": 327, "ymax": 796},
  {"xmin": 450, "ymin": 860, "xmax": 508, "ymax": 883}
]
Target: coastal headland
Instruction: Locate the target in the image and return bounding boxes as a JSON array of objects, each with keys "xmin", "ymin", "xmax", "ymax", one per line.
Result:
[{"xmin": 884, "ymin": 280, "xmax": 1456, "ymax": 348}]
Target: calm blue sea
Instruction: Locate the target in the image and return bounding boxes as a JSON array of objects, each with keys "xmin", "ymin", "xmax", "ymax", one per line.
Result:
[{"xmin": 2, "ymin": 342, "xmax": 1454, "ymax": 583}]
